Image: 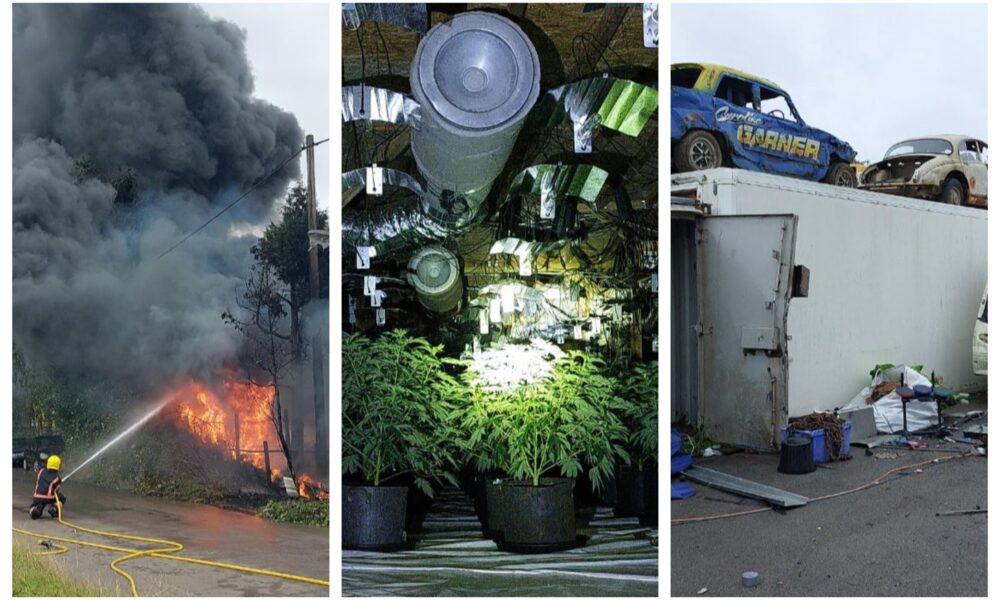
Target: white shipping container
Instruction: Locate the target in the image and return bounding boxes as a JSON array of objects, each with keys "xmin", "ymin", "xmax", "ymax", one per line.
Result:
[{"xmin": 671, "ymin": 168, "xmax": 987, "ymax": 448}]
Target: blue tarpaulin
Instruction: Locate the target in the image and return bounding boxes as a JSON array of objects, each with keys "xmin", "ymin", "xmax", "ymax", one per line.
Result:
[{"xmin": 671, "ymin": 428, "xmax": 694, "ymax": 500}]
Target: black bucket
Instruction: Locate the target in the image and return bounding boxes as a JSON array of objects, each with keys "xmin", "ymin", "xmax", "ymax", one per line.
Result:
[
  {"xmin": 483, "ymin": 477, "xmax": 511, "ymax": 539},
  {"xmin": 496, "ymin": 477, "xmax": 578, "ymax": 552},
  {"xmin": 342, "ymin": 484, "xmax": 408, "ymax": 551},
  {"xmin": 778, "ymin": 437, "xmax": 816, "ymax": 474}
]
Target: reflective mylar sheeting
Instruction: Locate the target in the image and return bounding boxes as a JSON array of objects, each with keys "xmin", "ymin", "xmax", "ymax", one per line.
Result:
[
  {"xmin": 341, "ymin": 85, "xmax": 423, "ymax": 129},
  {"xmin": 342, "ymin": 3, "xmax": 429, "ymax": 33},
  {"xmin": 342, "ymin": 489, "xmax": 658, "ymax": 596},
  {"xmin": 342, "ymin": 203, "xmax": 452, "ymax": 258},
  {"xmin": 506, "ymin": 164, "xmax": 609, "ymax": 206},
  {"xmin": 541, "ymin": 77, "xmax": 658, "ymax": 138},
  {"xmin": 342, "ymin": 167, "xmax": 425, "ymax": 198}
]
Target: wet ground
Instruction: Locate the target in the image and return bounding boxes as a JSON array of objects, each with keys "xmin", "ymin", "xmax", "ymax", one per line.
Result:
[
  {"xmin": 11, "ymin": 470, "xmax": 328, "ymax": 596},
  {"xmin": 671, "ymin": 407, "xmax": 987, "ymax": 596}
]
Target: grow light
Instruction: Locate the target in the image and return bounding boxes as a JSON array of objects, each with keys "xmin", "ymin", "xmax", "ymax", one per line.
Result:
[{"xmin": 465, "ymin": 339, "xmax": 564, "ymax": 391}]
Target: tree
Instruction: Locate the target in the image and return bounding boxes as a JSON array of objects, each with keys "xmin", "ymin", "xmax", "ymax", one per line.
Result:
[
  {"xmin": 223, "ymin": 263, "xmax": 299, "ymax": 483},
  {"xmin": 252, "ymin": 183, "xmax": 329, "ymax": 359}
]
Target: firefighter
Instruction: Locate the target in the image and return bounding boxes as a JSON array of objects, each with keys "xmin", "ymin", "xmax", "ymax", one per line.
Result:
[{"xmin": 29, "ymin": 455, "xmax": 66, "ymax": 520}]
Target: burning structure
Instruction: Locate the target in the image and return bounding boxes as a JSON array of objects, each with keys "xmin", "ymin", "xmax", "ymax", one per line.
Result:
[
  {"xmin": 341, "ymin": 3, "xmax": 657, "ymax": 596},
  {"xmin": 13, "ymin": 4, "xmax": 328, "ymax": 501}
]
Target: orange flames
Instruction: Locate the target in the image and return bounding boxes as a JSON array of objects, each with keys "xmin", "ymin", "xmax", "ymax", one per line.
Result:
[
  {"xmin": 171, "ymin": 376, "xmax": 325, "ymax": 499},
  {"xmin": 297, "ymin": 473, "xmax": 329, "ymax": 500}
]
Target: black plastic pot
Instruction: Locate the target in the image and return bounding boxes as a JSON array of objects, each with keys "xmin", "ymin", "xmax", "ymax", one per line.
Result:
[
  {"xmin": 342, "ymin": 484, "xmax": 408, "ymax": 551},
  {"xmin": 614, "ymin": 463, "xmax": 648, "ymax": 518},
  {"xmin": 638, "ymin": 467, "xmax": 658, "ymax": 527},
  {"xmin": 405, "ymin": 482, "xmax": 435, "ymax": 534},
  {"xmin": 483, "ymin": 476, "xmax": 511, "ymax": 539},
  {"xmin": 573, "ymin": 476, "xmax": 599, "ymax": 527},
  {"xmin": 495, "ymin": 477, "xmax": 578, "ymax": 552}
]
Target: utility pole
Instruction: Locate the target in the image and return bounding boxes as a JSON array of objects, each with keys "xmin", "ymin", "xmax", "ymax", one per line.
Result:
[{"xmin": 305, "ymin": 134, "xmax": 328, "ymax": 474}]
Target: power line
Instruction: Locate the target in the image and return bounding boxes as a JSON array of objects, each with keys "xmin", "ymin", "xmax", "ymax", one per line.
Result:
[{"xmin": 155, "ymin": 138, "xmax": 329, "ymax": 261}]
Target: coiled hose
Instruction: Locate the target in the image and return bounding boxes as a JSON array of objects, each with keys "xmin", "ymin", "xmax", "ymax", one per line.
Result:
[{"xmin": 13, "ymin": 497, "xmax": 329, "ymax": 596}]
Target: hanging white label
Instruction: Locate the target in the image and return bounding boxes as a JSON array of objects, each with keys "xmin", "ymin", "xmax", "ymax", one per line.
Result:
[
  {"xmin": 363, "ymin": 275, "xmax": 378, "ymax": 296},
  {"xmin": 573, "ymin": 324, "xmax": 583, "ymax": 340},
  {"xmin": 591, "ymin": 317, "xmax": 602, "ymax": 335},
  {"xmin": 489, "ymin": 298, "xmax": 502, "ymax": 323},
  {"xmin": 652, "ymin": 335, "xmax": 659, "ymax": 352},
  {"xmin": 501, "ymin": 286, "xmax": 516, "ymax": 313},
  {"xmin": 651, "ymin": 273, "xmax": 658, "ymax": 293},
  {"xmin": 540, "ymin": 189, "xmax": 555, "ymax": 220},
  {"xmin": 356, "ymin": 246, "xmax": 374, "ymax": 269},
  {"xmin": 348, "ymin": 296, "xmax": 357, "ymax": 324},
  {"xmin": 479, "ymin": 309, "xmax": 489, "ymax": 334},
  {"xmin": 375, "ymin": 308, "xmax": 386, "ymax": 326},
  {"xmin": 370, "ymin": 289, "xmax": 384, "ymax": 307},
  {"xmin": 518, "ymin": 253, "xmax": 532, "ymax": 276},
  {"xmin": 365, "ymin": 164, "xmax": 383, "ymax": 196}
]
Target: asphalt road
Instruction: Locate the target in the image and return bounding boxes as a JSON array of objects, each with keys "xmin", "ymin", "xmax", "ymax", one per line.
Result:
[
  {"xmin": 671, "ymin": 441, "xmax": 987, "ymax": 596},
  {"xmin": 11, "ymin": 469, "xmax": 329, "ymax": 596}
]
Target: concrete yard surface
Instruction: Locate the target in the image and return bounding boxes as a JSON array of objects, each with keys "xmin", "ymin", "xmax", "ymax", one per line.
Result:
[
  {"xmin": 671, "ymin": 440, "xmax": 986, "ymax": 596},
  {"xmin": 11, "ymin": 470, "xmax": 328, "ymax": 597}
]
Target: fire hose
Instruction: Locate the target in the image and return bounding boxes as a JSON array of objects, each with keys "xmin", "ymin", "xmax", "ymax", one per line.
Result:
[{"xmin": 13, "ymin": 497, "xmax": 329, "ymax": 596}]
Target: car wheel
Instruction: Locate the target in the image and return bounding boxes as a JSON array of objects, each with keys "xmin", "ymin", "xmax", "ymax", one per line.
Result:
[
  {"xmin": 824, "ymin": 162, "xmax": 857, "ymax": 188},
  {"xmin": 677, "ymin": 131, "xmax": 724, "ymax": 171},
  {"xmin": 938, "ymin": 178, "xmax": 965, "ymax": 205}
]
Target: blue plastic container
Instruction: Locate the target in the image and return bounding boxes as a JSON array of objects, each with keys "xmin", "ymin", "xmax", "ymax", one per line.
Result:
[{"xmin": 779, "ymin": 421, "xmax": 851, "ymax": 463}]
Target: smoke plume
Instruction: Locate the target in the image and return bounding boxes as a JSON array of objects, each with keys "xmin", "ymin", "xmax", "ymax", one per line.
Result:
[{"xmin": 13, "ymin": 4, "xmax": 304, "ymax": 387}]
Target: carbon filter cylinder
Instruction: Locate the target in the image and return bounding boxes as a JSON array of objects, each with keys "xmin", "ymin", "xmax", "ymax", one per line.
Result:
[
  {"xmin": 409, "ymin": 11, "xmax": 541, "ymax": 202},
  {"xmin": 407, "ymin": 246, "xmax": 464, "ymax": 313}
]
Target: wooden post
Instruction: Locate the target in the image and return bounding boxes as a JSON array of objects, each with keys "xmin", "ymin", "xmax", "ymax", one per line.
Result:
[
  {"xmin": 263, "ymin": 440, "xmax": 271, "ymax": 485},
  {"xmin": 233, "ymin": 412, "xmax": 241, "ymax": 460},
  {"xmin": 306, "ymin": 132, "xmax": 328, "ymax": 475}
]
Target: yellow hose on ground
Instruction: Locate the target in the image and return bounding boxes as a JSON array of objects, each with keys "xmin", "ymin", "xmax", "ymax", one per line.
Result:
[{"xmin": 13, "ymin": 496, "xmax": 329, "ymax": 596}]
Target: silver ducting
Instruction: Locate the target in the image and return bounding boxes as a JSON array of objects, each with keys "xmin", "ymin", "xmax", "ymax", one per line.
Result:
[
  {"xmin": 409, "ymin": 11, "xmax": 540, "ymax": 204},
  {"xmin": 407, "ymin": 246, "xmax": 464, "ymax": 312}
]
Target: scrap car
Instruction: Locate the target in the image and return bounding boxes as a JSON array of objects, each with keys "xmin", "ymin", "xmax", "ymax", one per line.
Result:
[
  {"xmin": 859, "ymin": 135, "xmax": 988, "ymax": 208},
  {"xmin": 671, "ymin": 63, "xmax": 858, "ymax": 186}
]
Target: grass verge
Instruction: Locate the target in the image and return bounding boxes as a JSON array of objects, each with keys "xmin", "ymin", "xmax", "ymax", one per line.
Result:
[
  {"xmin": 13, "ymin": 542, "xmax": 107, "ymax": 597},
  {"xmin": 259, "ymin": 499, "xmax": 329, "ymax": 527}
]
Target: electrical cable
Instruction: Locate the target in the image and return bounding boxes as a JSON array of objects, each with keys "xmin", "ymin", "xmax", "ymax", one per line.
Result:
[
  {"xmin": 670, "ymin": 450, "xmax": 976, "ymax": 525},
  {"xmin": 13, "ymin": 496, "xmax": 329, "ymax": 596},
  {"xmin": 155, "ymin": 138, "xmax": 328, "ymax": 261}
]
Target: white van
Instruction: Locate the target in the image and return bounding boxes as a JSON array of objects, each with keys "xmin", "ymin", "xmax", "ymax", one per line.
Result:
[{"xmin": 973, "ymin": 284, "xmax": 987, "ymax": 376}]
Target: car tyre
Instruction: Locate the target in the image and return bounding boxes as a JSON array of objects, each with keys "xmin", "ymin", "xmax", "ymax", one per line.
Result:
[
  {"xmin": 938, "ymin": 178, "xmax": 965, "ymax": 206},
  {"xmin": 824, "ymin": 162, "xmax": 857, "ymax": 188},
  {"xmin": 677, "ymin": 131, "xmax": 724, "ymax": 172}
]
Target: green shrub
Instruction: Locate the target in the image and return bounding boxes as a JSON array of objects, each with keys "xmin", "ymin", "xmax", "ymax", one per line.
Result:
[
  {"xmin": 342, "ymin": 330, "xmax": 464, "ymax": 497},
  {"xmin": 259, "ymin": 499, "xmax": 329, "ymax": 527}
]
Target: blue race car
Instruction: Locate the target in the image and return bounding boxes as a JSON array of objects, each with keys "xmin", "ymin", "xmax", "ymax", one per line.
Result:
[{"xmin": 672, "ymin": 63, "xmax": 858, "ymax": 186}]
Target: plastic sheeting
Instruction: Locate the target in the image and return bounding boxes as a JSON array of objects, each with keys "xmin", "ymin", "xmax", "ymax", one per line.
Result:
[
  {"xmin": 843, "ymin": 365, "xmax": 939, "ymax": 434},
  {"xmin": 342, "ymin": 489, "xmax": 658, "ymax": 596}
]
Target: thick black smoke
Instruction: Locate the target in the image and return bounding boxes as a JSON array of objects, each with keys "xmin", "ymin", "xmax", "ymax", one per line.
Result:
[{"xmin": 13, "ymin": 4, "xmax": 304, "ymax": 386}]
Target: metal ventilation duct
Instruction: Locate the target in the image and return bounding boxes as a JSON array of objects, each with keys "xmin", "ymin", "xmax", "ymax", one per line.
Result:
[
  {"xmin": 409, "ymin": 11, "xmax": 540, "ymax": 205},
  {"xmin": 407, "ymin": 246, "xmax": 464, "ymax": 312}
]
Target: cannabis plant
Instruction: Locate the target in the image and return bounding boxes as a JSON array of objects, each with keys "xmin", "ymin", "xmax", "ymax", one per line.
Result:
[
  {"xmin": 462, "ymin": 351, "xmax": 629, "ymax": 491},
  {"xmin": 619, "ymin": 361, "xmax": 658, "ymax": 468},
  {"xmin": 342, "ymin": 330, "xmax": 464, "ymax": 497}
]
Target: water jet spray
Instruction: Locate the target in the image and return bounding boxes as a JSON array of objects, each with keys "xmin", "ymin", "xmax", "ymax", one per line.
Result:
[{"xmin": 62, "ymin": 396, "xmax": 174, "ymax": 482}]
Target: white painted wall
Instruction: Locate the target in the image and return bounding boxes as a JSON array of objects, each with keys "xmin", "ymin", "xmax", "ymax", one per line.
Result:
[{"xmin": 672, "ymin": 169, "xmax": 987, "ymax": 417}]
